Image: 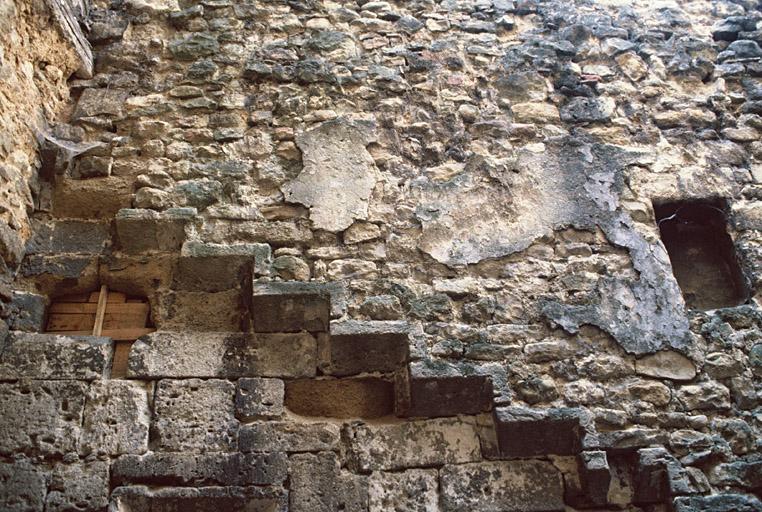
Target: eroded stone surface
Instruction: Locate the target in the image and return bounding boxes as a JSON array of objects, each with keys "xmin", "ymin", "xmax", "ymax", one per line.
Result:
[
  {"xmin": 80, "ymin": 380, "xmax": 150, "ymax": 456},
  {"xmin": 368, "ymin": 469, "xmax": 438, "ymax": 512}
]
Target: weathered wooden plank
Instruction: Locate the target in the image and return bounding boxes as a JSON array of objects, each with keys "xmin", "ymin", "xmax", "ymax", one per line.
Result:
[
  {"xmin": 93, "ymin": 285, "xmax": 109, "ymax": 336},
  {"xmin": 44, "ymin": 0, "xmax": 93, "ymax": 78},
  {"xmin": 50, "ymin": 302, "xmax": 149, "ymax": 315}
]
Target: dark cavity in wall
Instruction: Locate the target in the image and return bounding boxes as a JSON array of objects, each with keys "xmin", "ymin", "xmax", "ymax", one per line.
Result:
[{"xmin": 654, "ymin": 199, "xmax": 748, "ymax": 310}]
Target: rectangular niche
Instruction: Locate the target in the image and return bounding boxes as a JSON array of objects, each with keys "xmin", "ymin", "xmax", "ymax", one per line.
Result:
[{"xmin": 654, "ymin": 199, "xmax": 748, "ymax": 310}]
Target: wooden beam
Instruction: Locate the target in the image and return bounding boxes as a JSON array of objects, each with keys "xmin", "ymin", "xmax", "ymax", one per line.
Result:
[{"xmin": 92, "ymin": 285, "xmax": 108, "ymax": 336}]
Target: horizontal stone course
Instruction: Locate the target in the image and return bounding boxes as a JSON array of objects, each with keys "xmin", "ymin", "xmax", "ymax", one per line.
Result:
[
  {"xmin": 0, "ymin": 332, "xmax": 112, "ymax": 381},
  {"xmin": 239, "ymin": 421, "xmax": 341, "ymax": 453},
  {"xmin": 128, "ymin": 331, "xmax": 317, "ymax": 378},
  {"xmin": 110, "ymin": 486, "xmax": 288, "ymax": 512}
]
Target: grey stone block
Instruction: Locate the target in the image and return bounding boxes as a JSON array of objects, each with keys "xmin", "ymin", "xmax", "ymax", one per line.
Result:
[
  {"xmin": 236, "ymin": 378, "xmax": 284, "ymax": 419},
  {"xmin": 80, "ymin": 380, "xmax": 150, "ymax": 456},
  {"xmin": 20, "ymin": 255, "xmax": 97, "ymax": 279},
  {"xmin": 0, "ymin": 380, "xmax": 87, "ymax": 457},
  {"xmin": 634, "ymin": 447, "xmax": 699, "ymax": 504},
  {"xmin": 128, "ymin": 331, "xmax": 316, "ymax": 378},
  {"xmin": 239, "ymin": 422, "xmax": 340, "ymax": 453},
  {"xmin": 674, "ymin": 494, "xmax": 762, "ymax": 512},
  {"xmin": 0, "ymin": 459, "xmax": 48, "ymax": 512},
  {"xmin": 493, "ymin": 406, "xmax": 591, "ymax": 457},
  {"xmin": 25, "ymin": 220, "xmax": 110, "ymax": 255},
  {"xmin": 0, "ymin": 221, "xmax": 24, "ymax": 269},
  {"xmin": 345, "ymin": 418, "xmax": 482, "ymax": 472},
  {"xmin": 252, "ymin": 286, "xmax": 331, "ymax": 333},
  {"xmin": 110, "ymin": 486, "xmax": 288, "ymax": 512},
  {"xmin": 152, "ymin": 379, "xmax": 238, "ymax": 452},
  {"xmin": 0, "ymin": 333, "xmax": 113, "ymax": 381},
  {"xmin": 172, "ymin": 255, "xmax": 251, "ymax": 292},
  {"xmin": 289, "ymin": 452, "xmax": 368, "ymax": 512},
  {"xmin": 111, "ymin": 452, "xmax": 288, "ymax": 487},
  {"xmin": 440, "ymin": 460, "xmax": 565, "ymax": 512},
  {"xmin": 574, "ymin": 451, "xmax": 612, "ymax": 508},
  {"xmin": 182, "ymin": 241, "xmax": 271, "ymax": 275},
  {"xmin": 322, "ymin": 321, "xmax": 409, "ymax": 377},
  {"xmin": 251, "ymin": 280, "xmax": 347, "ymax": 327},
  {"xmin": 115, "ymin": 208, "xmax": 196, "ymax": 254},
  {"xmin": 369, "ymin": 469, "xmax": 438, "ymax": 512},
  {"xmin": 46, "ymin": 461, "xmax": 109, "ymax": 512},
  {"xmin": 397, "ymin": 360, "xmax": 493, "ymax": 418},
  {"xmin": 6, "ymin": 292, "xmax": 46, "ymax": 332}
]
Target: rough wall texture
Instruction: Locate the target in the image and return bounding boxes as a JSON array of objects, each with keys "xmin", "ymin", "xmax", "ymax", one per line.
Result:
[{"xmin": 1, "ymin": 0, "xmax": 762, "ymax": 511}]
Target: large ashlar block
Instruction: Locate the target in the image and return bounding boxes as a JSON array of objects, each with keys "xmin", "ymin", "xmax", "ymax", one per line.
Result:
[
  {"xmin": 289, "ymin": 452, "xmax": 368, "ymax": 512},
  {"xmin": 0, "ymin": 380, "xmax": 87, "ymax": 457},
  {"xmin": 0, "ymin": 459, "xmax": 48, "ymax": 512},
  {"xmin": 251, "ymin": 281, "xmax": 348, "ymax": 332},
  {"xmin": 285, "ymin": 377, "xmax": 394, "ymax": 418},
  {"xmin": 239, "ymin": 422, "xmax": 341, "ymax": 453},
  {"xmin": 115, "ymin": 208, "xmax": 196, "ymax": 254},
  {"xmin": 80, "ymin": 380, "xmax": 150, "ymax": 456},
  {"xmin": 344, "ymin": 417, "xmax": 482, "ymax": 472},
  {"xmin": 321, "ymin": 320, "xmax": 410, "ymax": 376},
  {"xmin": 396, "ymin": 360, "xmax": 494, "ymax": 418},
  {"xmin": 0, "ymin": 332, "xmax": 113, "ymax": 381},
  {"xmin": 46, "ymin": 461, "xmax": 109, "ymax": 512},
  {"xmin": 368, "ymin": 469, "xmax": 438, "ymax": 512},
  {"xmin": 111, "ymin": 452, "xmax": 288, "ymax": 487},
  {"xmin": 440, "ymin": 460, "xmax": 565, "ymax": 512},
  {"xmin": 128, "ymin": 331, "xmax": 317, "ymax": 378},
  {"xmin": 493, "ymin": 406, "xmax": 592, "ymax": 457},
  {"xmin": 109, "ymin": 486, "xmax": 288, "ymax": 512},
  {"xmin": 151, "ymin": 379, "xmax": 237, "ymax": 452}
]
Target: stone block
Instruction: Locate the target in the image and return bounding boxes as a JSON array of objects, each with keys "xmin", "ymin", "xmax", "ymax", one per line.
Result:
[
  {"xmin": 440, "ymin": 460, "xmax": 565, "ymax": 512},
  {"xmin": 181, "ymin": 241, "xmax": 272, "ymax": 275},
  {"xmin": 236, "ymin": 377, "xmax": 285, "ymax": 419},
  {"xmin": 397, "ymin": 360, "xmax": 493, "ymax": 418},
  {"xmin": 634, "ymin": 447, "xmax": 700, "ymax": 504},
  {"xmin": 6, "ymin": 292, "xmax": 46, "ymax": 331},
  {"xmin": 596, "ymin": 428, "xmax": 669, "ymax": 450},
  {"xmin": 239, "ymin": 422, "xmax": 340, "ymax": 453},
  {"xmin": 0, "ymin": 380, "xmax": 87, "ymax": 457},
  {"xmin": 345, "ymin": 417, "xmax": 482, "ymax": 472},
  {"xmin": 26, "ymin": 220, "xmax": 110, "ymax": 255},
  {"xmin": 289, "ymin": 452, "xmax": 368, "ymax": 512},
  {"xmin": 0, "ymin": 221, "xmax": 24, "ymax": 269},
  {"xmin": 80, "ymin": 380, "xmax": 150, "ymax": 456},
  {"xmin": 172, "ymin": 255, "xmax": 251, "ymax": 292},
  {"xmin": 0, "ymin": 459, "xmax": 48, "ymax": 512},
  {"xmin": 115, "ymin": 208, "xmax": 196, "ymax": 254},
  {"xmin": 285, "ymin": 377, "xmax": 394, "ymax": 418},
  {"xmin": 493, "ymin": 406, "xmax": 590, "ymax": 457},
  {"xmin": 110, "ymin": 486, "xmax": 288, "ymax": 512},
  {"xmin": 0, "ymin": 333, "xmax": 113, "ymax": 381},
  {"xmin": 635, "ymin": 350, "xmax": 697, "ymax": 381},
  {"xmin": 111, "ymin": 452, "xmax": 288, "ymax": 487},
  {"xmin": 368, "ymin": 469, "xmax": 438, "ymax": 512},
  {"xmin": 73, "ymin": 88, "xmax": 128, "ymax": 119},
  {"xmin": 20, "ymin": 255, "xmax": 98, "ymax": 282},
  {"xmin": 676, "ymin": 382, "xmax": 731, "ymax": 411},
  {"xmin": 709, "ymin": 460, "xmax": 762, "ymax": 490},
  {"xmin": 251, "ymin": 281, "xmax": 347, "ymax": 329},
  {"xmin": 251, "ymin": 286, "xmax": 331, "ymax": 333},
  {"xmin": 152, "ymin": 379, "xmax": 238, "ymax": 452},
  {"xmin": 46, "ymin": 461, "xmax": 109, "ymax": 512},
  {"xmin": 674, "ymin": 494, "xmax": 762, "ymax": 512},
  {"xmin": 128, "ymin": 331, "xmax": 316, "ymax": 378},
  {"xmin": 152, "ymin": 290, "xmax": 243, "ymax": 331},
  {"xmin": 573, "ymin": 451, "xmax": 611, "ymax": 508},
  {"xmin": 321, "ymin": 321, "xmax": 409, "ymax": 377}
]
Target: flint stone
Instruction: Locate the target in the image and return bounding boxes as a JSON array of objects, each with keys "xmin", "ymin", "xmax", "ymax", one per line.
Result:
[
  {"xmin": 0, "ymin": 459, "xmax": 48, "ymax": 512},
  {"xmin": 109, "ymin": 486, "xmax": 288, "ymax": 512},
  {"xmin": 46, "ymin": 461, "xmax": 109, "ymax": 512},
  {"xmin": 345, "ymin": 418, "xmax": 482, "ymax": 472},
  {"xmin": 152, "ymin": 379, "xmax": 238, "ymax": 452},
  {"xmin": 368, "ymin": 469, "xmax": 438, "ymax": 512},
  {"xmin": 709, "ymin": 460, "xmax": 762, "ymax": 490},
  {"xmin": 128, "ymin": 331, "xmax": 316, "ymax": 378},
  {"xmin": 282, "ymin": 118, "xmax": 379, "ymax": 232},
  {"xmin": 560, "ymin": 97, "xmax": 616, "ymax": 123},
  {"xmin": 493, "ymin": 406, "xmax": 590, "ymax": 457},
  {"xmin": 169, "ymin": 33, "xmax": 219, "ymax": 60},
  {"xmin": 239, "ymin": 422, "xmax": 340, "ymax": 453},
  {"xmin": 112, "ymin": 452, "xmax": 288, "ymax": 486},
  {"xmin": 398, "ymin": 360, "xmax": 494, "ymax": 418},
  {"xmin": 236, "ymin": 377, "xmax": 285, "ymax": 419},
  {"xmin": 440, "ymin": 460, "xmax": 565, "ymax": 512},
  {"xmin": 0, "ymin": 222, "xmax": 23, "ymax": 269},
  {"xmin": 674, "ymin": 494, "xmax": 762, "ymax": 512},
  {"xmin": 80, "ymin": 380, "xmax": 150, "ymax": 456},
  {"xmin": 0, "ymin": 380, "xmax": 87, "ymax": 456},
  {"xmin": 26, "ymin": 220, "xmax": 110, "ymax": 255},
  {"xmin": 0, "ymin": 333, "xmax": 112, "ymax": 381},
  {"xmin": 289, "ymin": 452, "xmax": 368, "ymax": 512},
  {"xmin": 73, "ymin": 88, "xmax": 128, "ymax": 119},
  {"xmin": 115, "ymin": 208, "xmax": 196, "ymax": 254},
  {"xmin": 635, "ymin": 351, "xmax": 697, "ymax": 381},
  {"xmin": 322, "ymin": 320, "xmax": 410, "ymax": 376}
]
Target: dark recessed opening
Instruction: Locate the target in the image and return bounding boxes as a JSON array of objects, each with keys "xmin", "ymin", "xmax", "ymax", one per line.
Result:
[{"xmin": 654, "ymin": 199, "xmax": 748, "ymax": 310}]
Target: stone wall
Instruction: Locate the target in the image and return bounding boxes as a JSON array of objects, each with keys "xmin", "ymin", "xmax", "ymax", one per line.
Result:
[{"xmin": 1, "ymin": 0, "xmax": 762, "ymax": 511}]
